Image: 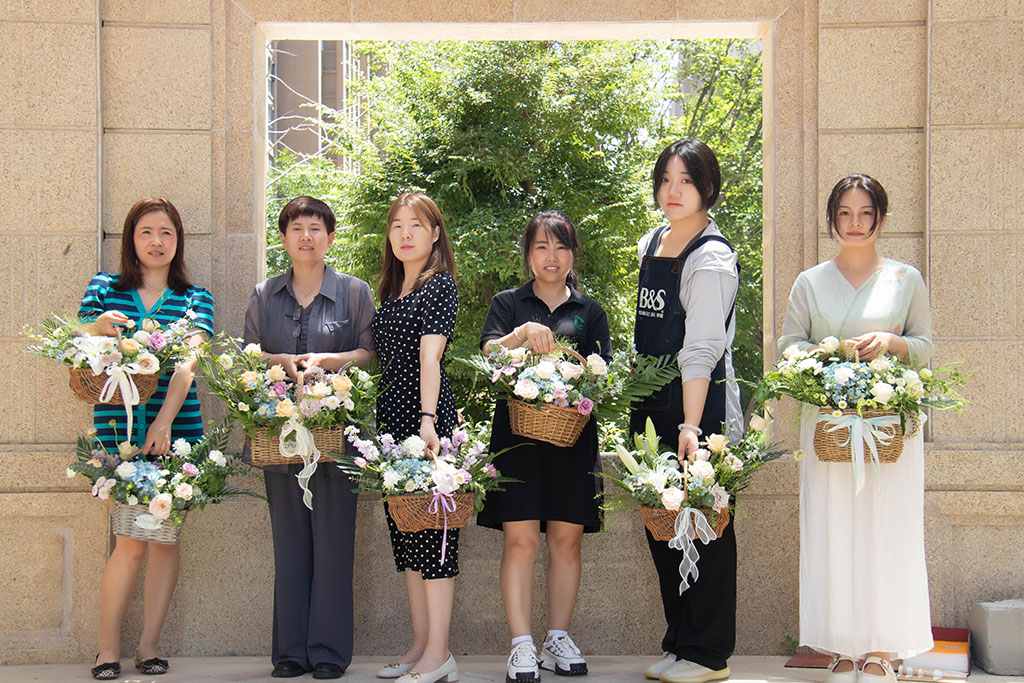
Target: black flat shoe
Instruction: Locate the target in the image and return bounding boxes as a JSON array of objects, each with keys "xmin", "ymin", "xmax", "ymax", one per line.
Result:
[
  {"xmin": 312, "ymin": 662, "xmax": 344, "ymax": 679},
  {"xmin": 272, "ymin": 661, "xmax": 309, "ymax": 678},
  {"xmin": 135, "ymin": 657, "xmax": 169, "ymax": 675},
  {"xmin": 91, "ymin": 655, "xmax": 121, "ymax": 680}
]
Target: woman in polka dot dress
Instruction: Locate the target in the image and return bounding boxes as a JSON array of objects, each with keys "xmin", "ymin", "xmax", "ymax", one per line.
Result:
[{"xmin": 372, "ymin": 193, "xmax": 460, "ymax": 683}]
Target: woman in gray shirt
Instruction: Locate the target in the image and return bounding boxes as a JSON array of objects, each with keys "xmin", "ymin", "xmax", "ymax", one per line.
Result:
[{"xmin": 243, "ymin": 196, "xmax": 375, "ymax": 680}]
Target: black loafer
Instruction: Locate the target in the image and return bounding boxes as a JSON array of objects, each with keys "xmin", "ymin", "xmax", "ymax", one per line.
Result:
[
  {"xmin": 272, "ymin": 661, "xmax": 308, "ymax": 678},
  {"xmin": 312, "ymin": 662, "xmax": 344, "ymax": 679},
  {"xmin": 135, "ymin": 657, "xmax": 169, "ymax": 675},
  {"xmin": 91, "ymin": 656, "xmax": 121, "ymax": 680}
]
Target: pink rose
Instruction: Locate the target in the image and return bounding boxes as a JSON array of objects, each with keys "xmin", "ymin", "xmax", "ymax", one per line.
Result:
[
  {"xmin": 271, "ymin": 381, "xmax": 289, "ymax": 397},
  {"xmin": 182, "ymin": 463, "xmax": 199, "ymax": 477},
  {"xmin": 354, "ymin": 456, "xmax": 367, "ymax": 468},
  {"xmin": 146, "ymin": 331, "xmax": 167, "ymax": 350},
  {"xmin": 576, "ymin": 397, "xmax": 594, "ymax": 416},
  {"xmin": 148, "ymin": 493, "xmax": 173, "ymax": 520}
]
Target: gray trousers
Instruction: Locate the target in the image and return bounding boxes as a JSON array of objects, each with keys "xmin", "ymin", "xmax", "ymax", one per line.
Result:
[{"xmin": 264, "ymin": 464, "xmax": 358, "ymax": 670}]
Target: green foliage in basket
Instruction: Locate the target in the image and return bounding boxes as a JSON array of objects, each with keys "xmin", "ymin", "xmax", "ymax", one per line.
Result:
[
  {"xmin": 67, "ymin": 421, "xmax": 254, "ymax": 526},
  {"xmin": 457, "ymin": 344, "xmax": 678, "ymax": 422}
]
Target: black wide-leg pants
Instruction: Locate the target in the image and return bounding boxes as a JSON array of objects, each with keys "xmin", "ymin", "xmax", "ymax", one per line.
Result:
[{"xmin": 264, "ymin": 464, "xmax": 358, "ymax": 671}]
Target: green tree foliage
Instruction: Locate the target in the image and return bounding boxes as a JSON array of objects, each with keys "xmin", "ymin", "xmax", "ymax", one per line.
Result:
[{"xmin": 267, "ymin": 39, "xmax": 763, "ymax": 420}]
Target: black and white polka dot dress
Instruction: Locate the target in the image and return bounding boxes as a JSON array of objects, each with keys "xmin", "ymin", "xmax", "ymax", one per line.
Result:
[{"xmin": 372, "ymin": 272, "xmax": 460, "ymax": 580}]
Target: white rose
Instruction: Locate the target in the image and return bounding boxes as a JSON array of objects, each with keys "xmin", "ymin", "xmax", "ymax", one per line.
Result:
[
  {"xmin": 141, "ymin": 318, "xmax": 161, "ymax": 333},
  {"xmin": 692, "ymin": 448, "xmax": 711, "ymax": 462},
  {"xmin": 237, "ymin": 401, "xmax": 250, "ymax": 412},
  {"xmin": 431, "ymin": 469, "xmax": 459, "ymax": 495},
  {"xmin": 534, "ymin": 361, "xmax": 556, "ymax": 380},
  {"xmin": 309, "ymin": 382, "xmax": 331, "ymax": 398},
  {"xmin": 382, "ymin": 471, "xmax": 400, "ymax": 490},
  {"xmin": 705, "ymin": 434, "xmax": 729, "ymax": 454},
  {"xmin": 243, "ymin": 343, "xmax": 262, "ymax": 356},
  {"xmin": 661, "ymin": 486, "xmax": 684, "ymax": 511},
  {"xmin": 172, "ymin": 439, "xmax": 192, "ymax": 457},
  {"xmin": 135, "ymin": 352, "xmax": 159, "ymax": 374},
  {"xmin": 870, "ymin": 382, "xmax": 895, "ymax": 404},
  {"xmin": 117, "ymin": 441, "xmax": 140, "ymax": 458},
  {"xmin": 218, "ymin": 354, "xmax": 234, "ymax": 369},
  {"xmin": 513, "ymin": 379, "xmax": 540, "ymax": 400},
  {"xmin": 748, "ymin": 414, "xmax": 771, "ymax": 432},
  {"xmin": 833, "ymin": 366, "xmax": 855, "ymax": 385},
  {"xmin": 869, "ymin": 357, "xmax": 890, "ymax": 374},
  {"xmin": 208, "ymin": 450, "xmax": 226, "ymax": 467},
  {"xmin": 557, "ymin": 361, "xmax": 584, "ymax": 381},
  {"xmin": 819, "ymin": 336, "xmax": 840, "ymax": 354},
  {"xmin": 690, "ymin": 459, "xmax": 715, "ymax": 481},
  {"xmin": 585, "ymin": 354, "xmax": 608, "ymax": 376},
  {"xmin": 115, "ymin": 462, "xmax": 137, "ymax": 479},
  {"xmin": 507, "ymin": 347, "xmax": 529, "ymax": 363},
  {"xmin": 321, "ymin": 395, "xmax": 341, "ymax": 410},
  {"xmin": 174, "ymin": 483, "xmax": 194, "ymax": 501},
  {"xmin": 783, "ymin": 344, "xmax": 802, "ymax": 361},
  {"xmin": 132, "ymin": 330, "xmax": 151, "ymax": 345},
  {"xmin": 797, "ymin": 358, "xmax": 822, "ymax": 374},
  {"xmin": 401, "ymin": 435, "xmax": 427, "ymax": 458},
  {"xmin": 724, "ymin": 454, "xmax": 744, "ymax": 472}
]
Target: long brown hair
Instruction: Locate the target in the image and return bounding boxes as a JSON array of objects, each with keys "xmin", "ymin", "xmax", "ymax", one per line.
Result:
[
  {"xmin": 113, "ymin": 197, "xmax": 192, "ymax": 293},
  {"xmin": 377, "ymin": 193, "xmax": 456, "ymax": 302}
]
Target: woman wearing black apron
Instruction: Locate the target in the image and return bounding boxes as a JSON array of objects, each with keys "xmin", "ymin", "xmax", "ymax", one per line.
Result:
[{"xmin": 631, "ymin": 140, "xmax": 742, "ymax": 683}]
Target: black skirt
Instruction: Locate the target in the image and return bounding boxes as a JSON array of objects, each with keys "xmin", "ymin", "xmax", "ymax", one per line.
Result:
[{"xmin": 477, "ymin": 399, "xmax": 603, "ymax": 533}]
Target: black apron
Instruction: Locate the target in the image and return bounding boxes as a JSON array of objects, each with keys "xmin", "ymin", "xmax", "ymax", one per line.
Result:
[{"xmin": 629, "ymin": 225, "xmax": 739, "ymax": 670}]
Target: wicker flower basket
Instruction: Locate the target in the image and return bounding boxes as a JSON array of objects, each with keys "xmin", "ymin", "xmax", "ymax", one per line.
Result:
[
  {"xmin": 641, "ymin": 505, "xmax": 730, "ymax": 542},
  {"xmin": 507, "ymin": 345, "xmax": 591, "ymax": 448},
  {"xmin": 387, "ymin": 492, "xmax": 476, "ymax": 533},
  {"xmin": 248, "ymin": 426, "xmax": 347, "ymax": 467},
  {"xmin": 69, "ymin": 367, "xmax": 159, "ymax": 405},
  {"xmin": 813, "ymin": 408, "xmax": 919, "ymax": 464},
  {"xmin": 111, "ymin": 503, "xmax": 182, "ymax": 544}
]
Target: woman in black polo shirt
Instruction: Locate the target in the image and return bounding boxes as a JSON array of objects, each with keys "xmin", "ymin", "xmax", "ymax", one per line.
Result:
[{"xmin": 477, "ymin": 211, "xmax": 611, "ymax": 683}]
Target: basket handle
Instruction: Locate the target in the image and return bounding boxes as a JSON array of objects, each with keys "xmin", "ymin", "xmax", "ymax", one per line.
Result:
[
  {"xmin": 295, "ymin": 369, "xmax": 305, "ymax": 398},
  {"xmin": 551, "ymin": 344, "xmax": 586, "ymax": 365}
]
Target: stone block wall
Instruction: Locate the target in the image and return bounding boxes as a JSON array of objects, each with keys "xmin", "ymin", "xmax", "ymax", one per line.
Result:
[{"xmin": 0, "ymin": 0, "xmax": 1020, "ymax": 664}]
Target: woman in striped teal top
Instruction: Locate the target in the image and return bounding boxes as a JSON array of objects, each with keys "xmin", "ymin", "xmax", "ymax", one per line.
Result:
[{"xmin": 78, "ymin": 198, "xmax": 214, "ymax": 680}]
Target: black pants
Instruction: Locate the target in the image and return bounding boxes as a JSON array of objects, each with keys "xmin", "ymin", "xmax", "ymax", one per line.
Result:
[
  {"xmin": 264, "ymin": 464, "xmax": 358, "ymax": 670},
  {"xmin": 645, "ymin": 521, "xmax": 736, "ymax": 670},
  {"xmin": 632, "ymin": 407, "xmax": 736, "ymax": 671}
]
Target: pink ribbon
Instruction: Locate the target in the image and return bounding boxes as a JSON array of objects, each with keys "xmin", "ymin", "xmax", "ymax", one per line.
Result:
[{"xmin": 427, "ymin": 492, "xmax": 457, "ymax": 566}]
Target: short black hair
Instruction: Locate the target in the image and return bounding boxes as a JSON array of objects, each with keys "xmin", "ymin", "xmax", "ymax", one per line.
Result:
[
  {"xmin": 521, "ymin": 210, "xmax": 580, "ymax": 288},
  {"xmin": 651, "ymin": 139, "xmax": 721, "ymax": 210},
  {"xmin": 825, "ymin": 174, "xmax": 888, "ymax": 238},
  {"xmin": 277, "ymin": 196, "xmax": 336, "ymax": 234}
]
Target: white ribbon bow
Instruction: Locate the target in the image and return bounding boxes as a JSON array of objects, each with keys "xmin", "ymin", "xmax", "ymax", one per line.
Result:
[
  {"xmin": 667, "ymin": 507, "xmax": 718, "ymax": 594},
  {"xmin": 278, "ymin": 416, "xmax": 320, "ymax": 509},
  {"xmin": 99, "ymin": 363, "xmax": 143, "ymax": 443},
  {"xmin": 428, "ymin": 492, "xmax": 457, "ymax": 566},
  {"xmin": 817, "ymin": 412, "xmax": 902, "ymax": 494}
]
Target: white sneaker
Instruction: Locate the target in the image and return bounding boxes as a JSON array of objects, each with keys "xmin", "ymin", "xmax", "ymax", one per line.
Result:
[
  {"xmin": 540, "ymin": 634, "xmax": 587, "ymax": 676},
  {"xmin": 644, "ymin": 653, "xmax": 677, "ymax": 680},
  {"xmin": 507, "ymin": 641, "xmax": 540, "ymax": 682},
  {"xmin": 659, "ymin": 660, "xmax": 730, "ymax": 683}
]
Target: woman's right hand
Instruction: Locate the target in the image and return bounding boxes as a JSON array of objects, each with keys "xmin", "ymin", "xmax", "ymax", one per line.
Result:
[
  {"xmin": 95, "ymin": 310, "xmax": 130, "ymax": 336},
  {"xmin": 677, "ymin": 427, "xmax": 700, "ymax": 462},
  {"xmin": 518, "ymin": 322, "xmax": 556, "ymax": 354}
]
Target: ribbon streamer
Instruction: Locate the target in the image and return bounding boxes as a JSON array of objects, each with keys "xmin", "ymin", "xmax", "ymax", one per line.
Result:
[
  {"xmin": 278, "ymin": 417, "xmax": 320, "ymax": 509},
  {"xmin": 98, "ymin": 364, "xmax": 144, "ymax": 445},
  {"xmin": 667, "ymin": 507, "xmax": 718, "ymax": 594},
  {"xmin": 428, "ymin": 492, "xmax": 457, "ymax": 566},
  {"xmin": 817, "ymin": 412, "xmax": 902, "ymax": 494}
]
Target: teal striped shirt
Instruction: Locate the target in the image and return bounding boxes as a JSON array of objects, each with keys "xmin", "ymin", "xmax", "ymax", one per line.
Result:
[{"xmin": 79, "ymin": 272, "xmax": 215, "ymax": 450}]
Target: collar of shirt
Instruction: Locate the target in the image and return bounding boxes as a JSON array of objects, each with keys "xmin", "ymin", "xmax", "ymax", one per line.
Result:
[
  {"xmin": 515, "ymin": 280, "xmax": 585, "ymax": 311},
  {"xmin": 271, "ymin": 265, "xmax": 340, "ymax": 303}
]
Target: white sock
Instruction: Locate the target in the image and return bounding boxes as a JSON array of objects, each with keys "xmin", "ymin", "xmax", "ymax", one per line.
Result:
[
  {"xmin": 546, "ymin": 629, "xmax": 568, "ymax": 642},
  {"xmin": 512, "ymin": 635, "xmax": 533, "ymax": 647}
]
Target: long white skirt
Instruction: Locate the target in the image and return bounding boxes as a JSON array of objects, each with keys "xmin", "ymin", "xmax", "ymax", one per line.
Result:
[{"xmin": 798, "ymin": 404, "xmax": 933, "ymax": 659}]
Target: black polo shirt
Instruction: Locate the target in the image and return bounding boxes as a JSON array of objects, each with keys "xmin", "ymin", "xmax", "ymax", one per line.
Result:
[{"xmin": 479, "ymin": 281, "xmax": 612, "ymax": 361}]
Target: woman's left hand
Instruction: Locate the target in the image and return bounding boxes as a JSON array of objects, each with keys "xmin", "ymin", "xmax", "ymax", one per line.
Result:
[
  {"xmin": 849, "ymin": 331, "xmax": 893, "ymax": 361},
  {"xmin": 677, "ymin": 427, "xmax": 699, "ymax": 462},
  {"xmin": 142, "ymin": 417, "xmax": 173, "ymax": 456},
  {"xmin": 420, "ymin": 418, "xmax": 439, "ymax": 459}
]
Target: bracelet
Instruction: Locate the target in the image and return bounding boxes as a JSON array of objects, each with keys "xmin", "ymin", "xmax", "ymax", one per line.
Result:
[
  {"xmin": 420, "ymin": 411, "xmax": 436, "ymax": 419},
  {"xmin": 512, "ymin": 325, "xmax": 526, "ymax": 342},
  {"xmin": 678, "ymin": 423, "xmax": 703, "ymax": 436}
]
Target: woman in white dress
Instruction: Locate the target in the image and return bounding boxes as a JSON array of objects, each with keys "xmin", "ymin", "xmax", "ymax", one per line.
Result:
[{"xmin": 778, "ymin": 175, "xmax": 934, "ymax": 683}]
